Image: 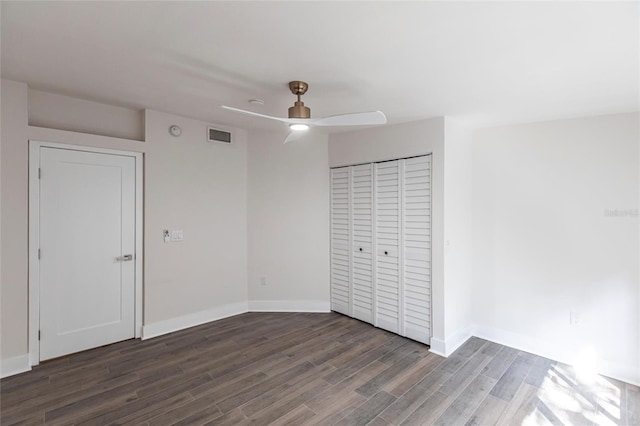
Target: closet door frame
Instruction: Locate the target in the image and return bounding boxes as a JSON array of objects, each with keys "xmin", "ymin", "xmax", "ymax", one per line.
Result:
[{"xmin": 330, "ymin": 154, "xmax": 433, "ymax": 344}]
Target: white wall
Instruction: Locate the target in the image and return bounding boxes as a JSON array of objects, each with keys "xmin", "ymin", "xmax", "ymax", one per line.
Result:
[
  {"xmin": 1, "ymin": 80, "xmax": 29, "ymax": 361},
  {"xmin": 329, "ymin": 118, "xmax": 446, "ymax": 346},
  {"xmin": 247, "ymin": 130, "xmax": 330, "ymax": 311},
  {"xmin": 0, "ymin": 80, "xmax": 249, "ymax": 372},
  {"xmin": 1, "ymin": 79, "xmax": 148, "ymax": 376},
  {"xmin": 144, "ymin": 110, "xmax": 248, "ymax": 327},
  {"xmin": 472, "ymin": 113, "xmax": 640, "ymax": 385},
  {"xmin": 442, "ymin": 119, "xmax": 474, "ymax": 351},
  {"xmin": 29, "ymin": 89, "xmax": 144, "ymax": 141}
]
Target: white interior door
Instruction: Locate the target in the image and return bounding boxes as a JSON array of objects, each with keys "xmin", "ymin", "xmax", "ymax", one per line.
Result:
[
  {"xmin": 39, "ymin": 147, "xmax": 136, "ymax": 360},
  {"xmin": 330, "ymin": 167, "xmax": 351, "ymax": 316},
  {"xmin": 375, "ymin": 160, "xmax": 401, "ymax": 333},
  {"xmin": 402, "ymin": 155, "xmax": 432, "ymax": 344},
  {"xmin": 351, "ymin": 164, "xmax": 374, "ymax": 323}
]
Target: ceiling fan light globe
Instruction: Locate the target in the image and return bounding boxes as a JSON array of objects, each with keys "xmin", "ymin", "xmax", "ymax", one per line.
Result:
[{"xmin": 290, "ymin": 123, "xmax": 309, "ymax": 131}]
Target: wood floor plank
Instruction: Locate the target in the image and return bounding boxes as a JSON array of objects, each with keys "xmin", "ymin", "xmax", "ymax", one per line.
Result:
[
  {"xmin": 489, "ymin": 354, "xmax": 535, "ymax": 402},
  {"xmin": 243, "ymin": 378, "xmax": 332, "ymax": 426},
  {"xmin": 433, "ymin": 374, "xmax": 497, "ymax": 425},
  {"xmin": 143, "ymin": 391, "xmax": 222, "ymax": 426},
  {"xmin": 523, "ymin": 354, "xmax": 555, "ymax": 388},
  {"xmin": 383, "ymin": 352, "xmax": 443, "ymax": 398},
  {"xmin": 190, "ymin": 371, "xmax": 269, "ymax": 401},
  {"xmin": 203, "ymin": 407, "xmax": 247, "ymax": 426},
  {"xmin": 376, "ymin": 341, "xmax": 428, "ymax": 365},
  {"xmin": 239, "ymin": 364, "xmax": 333, "ymax": 418},
  {"xmin": 465, "ymin": 394, "xmax": 508, "ymax": 426},
  {"xmin": 323, "ymin": 337, "xmax": 407, "ymax": 385},
  {"xmin": 306, "ymin": 361, "xmax": 389, "ymax": 413},
  {"xmin": 379, "ymin": 368, "xmax": 451, "ymax": 425},
  {"xmin": 399, "ymin": 390, "xmax": 450, "ymax": 426},
  {"xmin": 355, "ymin": 352, "xmax": 422, "ymax": 398},
  {"xmin": 269, "ymin": 404, "xmax": 316, "ymax": 426},
  {"xmin": 495, "ymin": 382, "xmax": 541, "ymax": 426},
  {"xmin": 454, "ymin": 337, "xmax": 487, "ymax": 359},
  {"xmin": 74, "ymin": 391, "xmax": 193, "ymax": 425},
  {"xmin": 216, "ymin": 362, "xmax": 316, "ymax": 413},
  {"xmin": 2, "ymin": 312, "xmax": 636, "ymax": 426},
  {"xmin": 335, "ymin": 391, "xmax": 397, "ymax": 426},
  {"xmin": 481, "ymin": 346, "xmax": 519, "ymax": 380},
  {"xmin": 302, "ymin": 393, "xmax": 367, "ymax": 425},
  {"xmin": 367, "ymin": 416, "xmax": 391, "ymax": 426},
  {"xmin": 1, "ymin": 370, "xmax": 140, "ymax": 416},
  {"xmin": 438, "ymin": 352, "xmax": 492, "ymax": 397}
]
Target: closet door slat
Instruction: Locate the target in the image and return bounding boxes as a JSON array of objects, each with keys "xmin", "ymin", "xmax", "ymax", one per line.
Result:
[
  {"xmin": 402, "ymin": 155, "xmax": 432, "ymax": 344},
  {"xmin": 375, "ymin": 160, "xmax": 400, "ymax": 334},
  {"xmin": 351, "ymin": 164, "xmax": 374, "ymax": 323},
  {"xmin": 331, "ymin": 167, "xmax": 350, "ymax": 315}
]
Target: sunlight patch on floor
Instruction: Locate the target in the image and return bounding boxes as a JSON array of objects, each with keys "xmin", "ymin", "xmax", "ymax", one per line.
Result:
[{"xmin": 526, "ymin": 359, "xmax": 624, "ymax": 426}]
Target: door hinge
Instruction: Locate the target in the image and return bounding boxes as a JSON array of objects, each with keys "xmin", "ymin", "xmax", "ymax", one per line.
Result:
[
  {"xmin": 38, "ymin": 249, "xmax": 41, "ymax": 260},
  {"xmin": 38, "ymin": 168, "xmax": 41, "ymax": 179},
  {"xmin": 38, "ymin": 330, "xmax": 41, "ymax": 341}
]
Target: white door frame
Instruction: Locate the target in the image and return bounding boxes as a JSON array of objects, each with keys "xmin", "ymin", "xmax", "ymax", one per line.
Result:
[{"xmin": 28, "ymin": 140, "xmax": 144, "ymax": 366}]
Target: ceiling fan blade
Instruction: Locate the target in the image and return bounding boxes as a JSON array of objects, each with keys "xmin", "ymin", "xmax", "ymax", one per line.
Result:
[
  {"xmin": 312, "ymin": 111, "xmax": 387, "ymax": 127},
  {"xmin": 221, "ymin": 105, "xmax": 293, "ymax": 123},
  {"xmin": 283, "ymin": 130, "xmax": 306, "ymax": 144}
]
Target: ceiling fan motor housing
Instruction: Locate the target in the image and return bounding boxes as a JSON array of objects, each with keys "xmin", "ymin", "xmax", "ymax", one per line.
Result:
[{"xmin": 289, "ymin": 101, "xmax": 310, "ymax": 119}]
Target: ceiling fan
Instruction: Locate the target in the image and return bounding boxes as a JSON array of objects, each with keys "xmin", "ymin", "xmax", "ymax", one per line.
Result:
[{"xmin": 221, "ymin": 81, "xmax": 387, "ymax": 144}]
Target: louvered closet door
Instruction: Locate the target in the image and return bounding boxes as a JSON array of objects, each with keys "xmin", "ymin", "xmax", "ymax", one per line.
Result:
[
  {"xmin": 351, "ymin": 164, "xmax": 374, "ymax": 323},
  {"xmin": 375, "ymin": 160, "xmax": 401, "ymax": 333},
  {"xmin": 331, "ymin": 167, "xmax": 351, "ymax": 315},
  {"xmin": 402, "ymin": 155, "xmax": 432, "ymax": 344}
]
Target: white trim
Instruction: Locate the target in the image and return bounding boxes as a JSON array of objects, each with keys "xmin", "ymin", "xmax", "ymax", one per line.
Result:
[
  {"xmin": 28, "ymin": 144, "xmax": 40, "ymax": 367},
  {"xmin": 446, "ymin": 326, "xmax": 474, "ymax": 356},
  {"xmin": 398, "ymin": 159, "xmax": 405, "ymax": 336},
  {"xmin": 429, "ymin": 338, "xmax": 446, "ymax": 357},
  {"xmin": 134, "ymin": 154, "xmax": 143, "ymax": 338},
  {"xmin": 1, "ymin": 355, "xmax": 31, "ymax": 378},
  {"xmin": 429, "ymin": 325, "xmax": 473, "ymax": 357},
  {"xmin": 28, "ymin": 140, "xmax": 144, "ymax": 366},
  {"xmin": 248, "ymin": 300, "xmax": 331, "ymax": 313},
  {"xmin": 142, "ymin": 302, "xmax": 249, "ymax": 340},
  {"xmin": 471, "ymin": 324, "xmax": 640, "ymax": 387}
]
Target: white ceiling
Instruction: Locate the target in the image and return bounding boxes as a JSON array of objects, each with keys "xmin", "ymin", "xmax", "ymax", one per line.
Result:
[{"xmin": 1, "ymin": 1, "xmax": 638, "ymax": 130}]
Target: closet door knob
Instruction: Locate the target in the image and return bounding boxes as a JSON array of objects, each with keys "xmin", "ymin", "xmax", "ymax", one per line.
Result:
[
  {"xmin": 359, "ymin": 248, "xmax": 363, "ymax": 252},
  {"xmin": 384, "ymin": 251, "xmax": 388, "ymax": 255}
]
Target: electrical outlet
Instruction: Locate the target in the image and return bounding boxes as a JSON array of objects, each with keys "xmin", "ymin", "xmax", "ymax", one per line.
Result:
[
  {"xmin": 171, "ymin": 230, "xmax": 184, "ymax": 242},
  {"xmin": 260, "ymin": 276, "xmax": 267, "ymax": 286}
]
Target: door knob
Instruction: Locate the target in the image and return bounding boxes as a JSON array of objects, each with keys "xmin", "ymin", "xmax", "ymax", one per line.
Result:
[
  {"xmin": 384, "ymin": 251, "xmax": 388, "ymax": 255},
  {"xmin": 359, "ymin": 248, "xmax": 363, "ymax": 252},
  {"xmin": 116, "ymin": 254, "xmax": 133, "ymax": 261}
]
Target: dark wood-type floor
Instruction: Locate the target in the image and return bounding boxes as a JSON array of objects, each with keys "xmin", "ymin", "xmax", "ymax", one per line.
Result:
[{"xmin": 1, "ymin": 312, "xmax": 638, "ymax": 425}]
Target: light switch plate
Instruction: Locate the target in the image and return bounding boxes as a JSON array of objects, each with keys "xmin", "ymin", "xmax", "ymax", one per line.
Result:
[{"xmin": 171, "ymin": 230, "xmax": 184, "ymax": 242}]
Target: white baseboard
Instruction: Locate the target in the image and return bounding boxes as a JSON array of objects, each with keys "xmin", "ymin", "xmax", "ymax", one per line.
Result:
[
  {"xmin": 248, "ymin": 299, "xmax": 331, "ymax": 313},
  {"xmin": 1, "ymin": 354, "xmax": 31, "ymax": 378},
  {"xmin": 141, "ymin": 300, "xmax": 331, "ymax": 340},
  {"xmin": 429, "ymin": 338, "xmax": 446, "ymax": 357},
  {"xmin": 471, "ymin": 324, "xmax": 640, "ymax": 387},
  {"xmin": 142, "ymin": 301, "xmax": 249, "ymax": 340},
  {"xmin": 429, "ymin": 325, "xmax": 474, "ymax": 358}
]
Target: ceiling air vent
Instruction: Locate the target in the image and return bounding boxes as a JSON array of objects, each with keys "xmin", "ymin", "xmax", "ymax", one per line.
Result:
[{"xmin": 208, "ymin": 127, "xmax": 232, "ymax": 144}]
